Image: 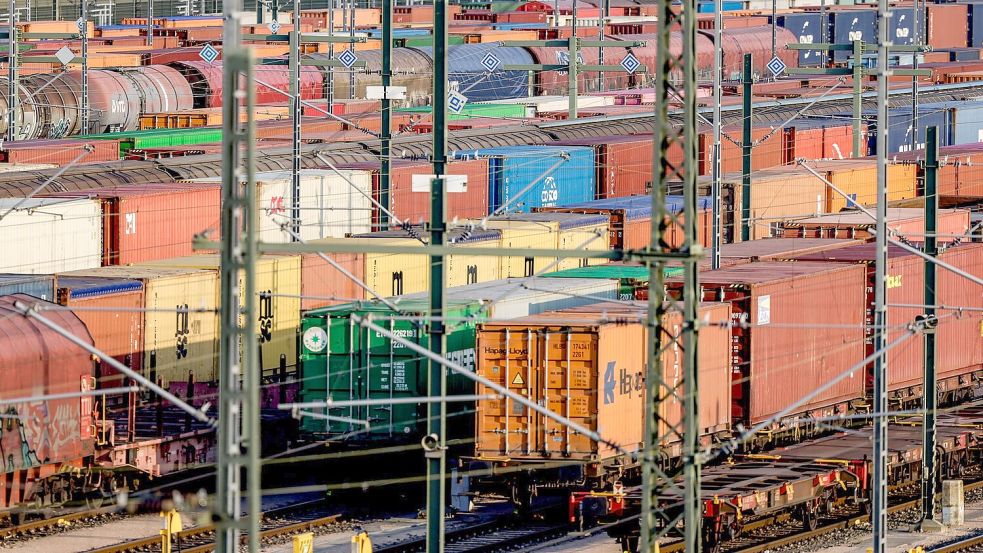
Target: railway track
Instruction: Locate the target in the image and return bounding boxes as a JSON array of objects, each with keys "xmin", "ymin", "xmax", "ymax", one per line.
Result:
[
  {"xmin": 0, "ymin": 505, "xmax": 123, "ymax": 542},
  {"xmin": 372, "ymin": 516, "xmax": 569, "ymax": 553},
  {"xmin": 85, "ymin": 500, "xmax": 342, "ymax": 553},
  {"xmin": 929, "ymin": 532, "xmax": 983, "ymax": 552}
]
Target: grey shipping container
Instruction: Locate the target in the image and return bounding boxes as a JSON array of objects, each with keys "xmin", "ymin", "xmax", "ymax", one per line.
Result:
[
  {"xmin": 0, "ymin": 274, "xmax": 55, "ymax": 301},
  {"xmin": 889, "ymin": 8, "xmax": 915, "ymax": 46},
  {"xmin": 830, "ymin": 9, "xmax": 876, "ymax": 62}
]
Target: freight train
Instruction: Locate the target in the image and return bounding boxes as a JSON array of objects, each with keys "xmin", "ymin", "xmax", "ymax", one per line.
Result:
[{"xmin": 0, "ymin": 28, "xmax": 797, "ymax": 140}]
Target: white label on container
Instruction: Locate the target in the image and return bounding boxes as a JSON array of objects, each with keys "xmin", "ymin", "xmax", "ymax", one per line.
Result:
[
  {"xmin": 303, "ymin": 327, "xmax": 328, "ymax": 353},
  {"xmin": 757, "ymin": 295, "xmax": 771, "ymax": 326},
  {"xmin": 124, "ymin": 212, "xmax": 137, "ymax": 235}
]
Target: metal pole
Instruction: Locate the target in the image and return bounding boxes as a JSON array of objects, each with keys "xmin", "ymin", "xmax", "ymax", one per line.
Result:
[
  {"xmin": 216, "ymin": 2, "xmax": 261, "ymax": 551},
  {"xmin": 711, "ymin": 0, "xmax": 722, "ymax": 268},
  {"xmin": 920, "ymin": 125, "xmax": 939, "ymax": 526},
  {"xmin": 147, "ymin": 0, "xmax": 152, "ymax": 47},
  {"xmin": 911, "ymin": 0, "xmax": 919, "ymax": 153},
  {"xmin": 643, "ymin": 0, "xmax": 700, "ymax": 546},
  {"xmin": 271, "ymin": 0, "xmax": 279, "ymax": 24},
  {"xmin": 348, "ymin": 0, "xmax": 355, "ymax": 100},
  {"xmin": 379, "ymin": 0, "xmax": 392, "ymax": 230},
  {"xmin": 81, "ymin": 0, "xmax": 88, "ymax": 134},
  {"xmin": 327, "ymin": 0, "xmax": 334, "ymax": 111},
  {"xmin": 771, "ymin": 0, "xmax": 776, "ymax": 63},
  {"xmin": 598, "ymin": 0, "xmax": 608, "ymax": 91},
  {"xmin": 425, "ymin": 0, "xmax": 448, "ymax": 550},
  {"xmin": 256, "ymin": 0, "xmax": 264, "ymax": 24},
  {"xmin": 741, "ymin": 53, "xmax": 752, "ymax": 242},
  {"xmin": 290, "ymin": 0, "xmax": 301, "ymax": 242},
  {"xmin": 6, "ymin": 0, "xmax": 15, "ymax": 142},
  {"xmin": 820, "ymin": 0, "xmax": 827, "ymax": 67},
  {"xmin": 853, "ymin": 40, "xmax": 862, "ymax": 157},
  {"xmin": 872, "ymin": 0, "xmax": 890, "ymax": 550},
  {"xmin": 568, "ymin": 36, "xmax": 578, "ymax": 120}
]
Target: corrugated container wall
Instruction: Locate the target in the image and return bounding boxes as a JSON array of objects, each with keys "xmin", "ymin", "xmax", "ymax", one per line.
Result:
[
  {"xmin": 58, "ymin": 265, "xmax": 219, "ymax": 386},
  {"xmin": 670, "ymin": 262, "xmax": 867, "ymax": 425},
  {"xmin": 970, "ymin": 4, "xmax": 983, "ymax": 48},
  {"xmin": 300, "ymin": 252, "xmax": 366, "ymax": 311},
  {"xmin": 937, "ymin": 243, "xmax": 983, "ymax": 377},
  {"xmin": 56, "ymin": 276, "xmax": 145, "ymax": 389},
  {"xmin": 0, "ymin": 274, "xmax": 55, "ymax": 300},
  {"xmin": 454, "ymin": 145, "xmax": 595, "ymax": 213},
  {"xmin": 927, "ymin": 4, "xmax": 969, "ymax": 49},
  {"xmin": 829, "ymin": 10, "xmax": 876, "ymax": 63},
  {"xmin": 553, "ymin": 135, "xmax": 653, "ymax": 198},
  {"xmin": 142, "ymin": 254, "xmax": 302, "ymax": 373},
  {"xmin": 0, "ymin": 198, "xmax": 101, "ymax": 274}
]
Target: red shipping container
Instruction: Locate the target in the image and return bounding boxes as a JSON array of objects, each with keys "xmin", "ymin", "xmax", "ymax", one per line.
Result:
[
  {"xmin": 0, "ymin": 138, "xmax": 121, "ymax": 164},
  {"xmin": 778, "ymin": 208, "xmax": 970, "ymax": 242},
  {"xmin": 335, "ymin": 158, "xmax": 490, "ymax": 225},
  {"xmin": 668, "ymin": 262, "xmax": 867, "ymax": 425},
  {"xmin": 823, "ymin": 123, "xmax": 857, "ymax": 160},
  {"xmin": 793, "ymin": 244, "xmax": 926, "ymax": 394},
  {"xmin": 700, "ymin": 125, "xmax": 784, "ymax": 174},
  {"xmin": 56, "ymin": 276, "xmax": 144, "ymax": 389},
  {"xmin": 937, "ymin": 243, "xmax": 983, "ymax": 378},
  {"xmin": 927, "ymin": 4, "xmax": 969, "ymax": 49},
  {"xmin": 785, "ymin": 125, "xmax": 824, "ymax": 163},
  {"xmin": 300, "ymin": 252, "xmax": 366, "ymax": 311},
  {"xmin": 42, "ymin": 183, "xmax": 221, "ymax": 265},
  {"xmin": 554, "ymin": 135, "xmax": 654, "ymax": 198}
]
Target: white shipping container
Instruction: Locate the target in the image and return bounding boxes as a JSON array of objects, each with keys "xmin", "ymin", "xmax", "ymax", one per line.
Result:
[
  {"xmin": 193, "ymin": 169, "xmax": 373, "ymax": 242},
  {"xmin": 0, "ymin": 198, "xmax": 101, "ymax": 273},
  {"xmin": 481, "ymin": 95, "xmax": 613, "ymax": 114},
  {"xmin": 401, "ymin": 277, "xmax": 619, "ymax": 320}
]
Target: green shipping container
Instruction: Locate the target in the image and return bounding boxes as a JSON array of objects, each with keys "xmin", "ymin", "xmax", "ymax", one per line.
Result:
[
  {"xmin": 395, "ymin": 35, "xmax": 465, "ymax": 48},
  {"xmin": 81, "ymin": 127, "xmax": 223, "ymax": 156},
  {"xmin": 396, "ymin": 102, "xmax": 528, "ymax": 120},
  {"xmin": 543, "ymin": 264, "xmax": 684, "ymax": 301},
  {"xmin": 299, "ymin": 299, "xmax": 485, "ymax": 440}
]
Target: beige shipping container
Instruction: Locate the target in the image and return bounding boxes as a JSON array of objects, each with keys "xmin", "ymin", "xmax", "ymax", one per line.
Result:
[
  {"xmin": 481, "ymin": 220, "xmax": 559, "ymax": 278},
  {"xmin": 727, "ymin": 169, "xmax": 827, "ymax": 240},
  {"xmin": 59, "ymin": 265, "xmax": 219, "ymax": 385},
  {"xmin": 0, "ymin": 198, "xmax": 102, "ymax": 274},
  {"xmin": 142, "ymin": 254, "xmax": 301, "ymax": 372},
  {"xmin": 445, "ymin": 230, "xmax": 503, "ymax": 288}
]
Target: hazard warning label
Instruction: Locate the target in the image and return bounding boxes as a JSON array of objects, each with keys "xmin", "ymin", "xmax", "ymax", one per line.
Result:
[{"xmin": 511, "ymin": 372, "xmax": 525, "ymax": 386}]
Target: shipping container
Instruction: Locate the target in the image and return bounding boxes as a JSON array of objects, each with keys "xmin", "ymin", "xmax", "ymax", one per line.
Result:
[
  {"xmin": 190, "ymin": 169, "xmax": 373, "ymax": 242},
  {"xmin": 141, "ymin": 254, "xmax": 301, "ymax": 374},
  {"xmin": 969, "ymin": 3, "xmax": 983, "ymax": 48},
  {"xmin": 473, "ymin": 301, "xmax": 731, "ymax": 460},
  {"xmin": 936, "ymin": 242, "xmax": 983, "ymax": 378},
  {"xmin": 0, "ymin": 139, "xmax": 121, "ymax": 164},
  {"xmin": 778, "ymin": 207, "xmax": 970, "ymax": 241},
  {"xmin": 806, "ymin": 159, "xmax": 918, "ymax": 211},
  {"xmin": 299, "ymin": 299, "xmax": 486, "ymax": 438},
  {"xmin": 0, "ymin": 198, "xmax": 102, "ymax": 274},
  {"xmin": 42, "ymin": 183, "xmax": 222, "ymax": 266},
  {"xmin": 668, "ymin": 262, "xmax": 867, "ymax": 425},
  {"xmin": 722, "ymin": 168, "xmax": 828, "ymax": 240},
  {"xmin": 453, "ymin": 145, "xmax": 595, "ymax": 213},
  {"xmin": 552, "ymin": 135, "xmax": 652, "ymax": 198},
  {"xmin": 56, "ymin": 276, "xmax": 145, "ymax": 389},
  {"xmin": 927, "ymin": 4, "xmax": 969, "ymax": 49},
  {"xmin": 829, "ymin": 9, "xmax": 876, "ymax": 63},
  {"xmin": 480, "ymin": 217, "xmax": 560, "ymax": 278},
  {"xmin": 58, "ymin": 265, "xmax": 219, "ymax": 386},
  {"xmin": 0, "ymin": 274, "xmax": 54, "ymax": 300},
  {"xmin": 487, "ymin": 212, "xmax": 610, "ymax": 271},
  {"xmin": 300, "ymin": 252, "xmax": 366, "ymax": 311},
  {"xmin": 543, "ymin": 264, "xmax": 684, "ymax": 301}
]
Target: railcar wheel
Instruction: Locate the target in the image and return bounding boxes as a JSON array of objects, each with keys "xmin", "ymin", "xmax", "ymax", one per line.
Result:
[{"xmin": 800, "ymin": 506, "xmax": 818, "ymax": 531}]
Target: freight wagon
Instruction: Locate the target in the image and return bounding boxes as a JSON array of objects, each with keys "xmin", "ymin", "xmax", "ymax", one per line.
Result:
[{"xmin": 468, "ymin": 300, "xmax": 731, "ymax": 505}]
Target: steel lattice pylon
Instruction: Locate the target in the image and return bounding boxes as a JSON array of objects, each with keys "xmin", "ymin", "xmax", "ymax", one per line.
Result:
[{"xmin": 642, "ymin": 0, "xmax": 702, "ymax": 548}]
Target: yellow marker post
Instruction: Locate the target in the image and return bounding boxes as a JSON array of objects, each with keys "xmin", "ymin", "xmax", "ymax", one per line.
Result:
[
  {"xmin": 159, "ymin": 509, "xmax": 183, "ymax": 553},
  {"xmin": 351, "ymin": 529, "xmax": 373, "ymax": 553},
  {"xmin": 293, "ymin": 532, "xmax": 315, "ymax": 553}
]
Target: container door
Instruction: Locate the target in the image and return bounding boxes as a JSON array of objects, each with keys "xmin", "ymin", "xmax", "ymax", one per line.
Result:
[
  {"xmin": 476, "ymin": 328, "xmax": 537, "ymax": 457},
  {"xmin": 536, "ymin": 329, "xmax": 597, "ymax": 457}
]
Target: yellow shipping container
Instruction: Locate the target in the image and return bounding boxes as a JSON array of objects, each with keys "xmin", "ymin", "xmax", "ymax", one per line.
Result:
[
  {"xmin": 810, "ymin": 159, "xmax": 918, "ymax": 212},
  {"xmin": 142, "ymin": 255, "xmax": 301, "ymax": 373},
  {"xmin": 727, "ymin": 168, "xmax": 827, "ymax": 240},
  {"xmin": 58, "ymin": 265, "xmax": 219, "ymax": 386},
  {"xmin": 446, "ymin": 230, "xmax": 502, "ymax": 287},
  {"xmin": 552, "ymin": 215, "xmax": 610, "ymax": 270},
  {"xmin": 481, "ymin": 220, "xmax": 558, "ymax": 278}
]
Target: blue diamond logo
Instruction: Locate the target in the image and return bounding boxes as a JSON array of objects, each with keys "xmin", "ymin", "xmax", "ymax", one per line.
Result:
[
  {"xmin": 338, "ymin": 49, "xmax": 358, "ymax": 68},
  {"xmin": 198, "ymin": 43, "xmax": 219, "ymax": 63},
  {"xmin": 480, "ymin": 52, "xmax": 502, "ymax": 72},
  {"xmin": 269, "ymin": 20, "xmax": 281, "ymax": 34},
  {"xmin": 767, "ymin": 56, "xmax": 787, "ymax": 77},
  {"xmin": 621, "ymin": 52, "xmax": 641, "ymax": 74},
  {"xmin": 448, "ymin": 91, "xmax": 468, "ymax": 114}
]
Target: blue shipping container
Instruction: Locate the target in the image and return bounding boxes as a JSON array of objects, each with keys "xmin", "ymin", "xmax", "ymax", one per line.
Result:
[
  {"xmin": 418, "ymin": 43, "xmax": 533, "ymax": 102},
  {"xmin": 919, "ymin": 101, "xmax": 983, "ymax": 146},
  {"xmin": 775, "ymin": 14, "xmax": 826, "ymax": 67},
  {"xmin": 697, "ymin": 1, "xmax": 744, "ymax": 12},
  {"xmin": 829, "ymin": 10, "xmax": 876, "ymax": 62},
  {"xmin": 0, "ymin": 274, "xmax": 54, "ymax": 301},
  {"xmin": 857, "ymin": 107, "xmax": 951, "ymax": 154},
  {"xmin": 454, "ymin": 146, "xmax": 596, "ymax": 213},
  {"xmin": 56, "ymin": 277, "xmax": 142, "ymax": 300},
  {"xmin": 969, "ymin": 3, "xmax": 983, "ymax": 48}
]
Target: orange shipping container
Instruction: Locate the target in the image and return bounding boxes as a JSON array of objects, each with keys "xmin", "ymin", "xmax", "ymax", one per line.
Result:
[
  {"xmin": 300, "ymin": 252, "xmax": 366, "ymax": 311},
  {"xmin": 474, "ymin": 302, "xmax": 732, "ymax": 461}
]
